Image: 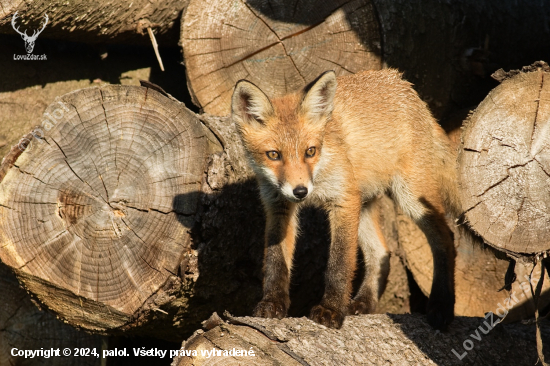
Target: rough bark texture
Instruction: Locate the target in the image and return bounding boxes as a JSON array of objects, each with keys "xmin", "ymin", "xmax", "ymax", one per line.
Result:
[
  {"xmin": 0, "ymin": 0, "xmax": 188, "ymax": 45},
  {"xmin": 173, "ymin": 313, "xmax": 550, "ymax": 366},
  {"xmin": 182, "ymin": 0, "xmax": 550, "ymax": 120},
  {"xmin": 181, "ymin": 0, "xmax": 382, "ymax": 115},
  {"xmin": 459, "ymin": 66, "xmax": 550, "ymax": 257},
  {"xmin": 0, "ymin": 263, "xmax": 104, "ymax": 366}
]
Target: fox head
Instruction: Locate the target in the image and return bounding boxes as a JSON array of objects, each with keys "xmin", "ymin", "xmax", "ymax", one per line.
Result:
[{"xmin": 231, "ymin": 71, "xmax": 337, "ymax": 202}]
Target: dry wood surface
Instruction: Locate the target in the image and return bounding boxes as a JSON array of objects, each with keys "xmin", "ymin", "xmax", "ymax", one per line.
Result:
[
  {"xmin": 0, "ymin": 84, "xmax": 217, "ymax": 335},
  {"xmin": 173, "ymin": 313, "xmax": 550, "ymax": 366},
  {"xmin": 459, "ymin": 66, "xmax": 550, "ymax": 257},
  {"xmin": 0, "ymin": 0, "xmax": 187, "ymax": 45},
  {"xmin": 181, "ymin": 0, "xmax": 382, "ymax": 115}
]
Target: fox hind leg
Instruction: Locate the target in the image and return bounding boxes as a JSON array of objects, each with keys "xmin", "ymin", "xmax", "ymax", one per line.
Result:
[
  {"xmin": 350, "ymin": 200, "xmax": 390, "ymax": 315},
  {"xmin": 391, "ymin": 175, "xmax": 455, "ymax": 330},
  {"xmin": 415, "ymin": 210, "xmax": 455, "ymax": 330}
]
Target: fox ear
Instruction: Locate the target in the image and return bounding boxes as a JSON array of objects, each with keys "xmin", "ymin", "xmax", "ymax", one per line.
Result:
[
  {"xmin": 231, "ymin": 80, "xmax": 274, "ymax": 128},
  {"xmin": 301, "ymin": 70, "xmax": 337, "ymax": 122}
]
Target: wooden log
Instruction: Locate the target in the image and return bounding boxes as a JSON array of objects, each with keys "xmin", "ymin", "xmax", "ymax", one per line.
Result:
[
  {"xmin": 0, "ymin": 0, "xmax": 188, "ymax": 45},
  {"xmin": 458, "ymin": 64, "xmax": 550, "ymax": 257},
  {"xmin": 4, "ymin": 82, "xmax": 542, "ymax": 339},
  {"xmin": 0, "ymin": 263, "xmax": 104, "ymax": 366},
  {"xmin": 399, "ymin": 209, "xmax": 550, "ymax": 322},
  {"xmin": 181, "ymin": 0, "xmax": 550, "ymax": 118},
  {"xmin": 181, "ymin": 0, "xmax": 382, "ymax": 115},
  {"xmin": 173, "ymin": 313, "xmax": 550, "ymax": 365},
  {"xmin": 0, "ymin": 84, "xmax": 223, "ymax": 338},
  {"xmin": 402, "ymin": 123, "xmax": 550, "ymax": 321}
]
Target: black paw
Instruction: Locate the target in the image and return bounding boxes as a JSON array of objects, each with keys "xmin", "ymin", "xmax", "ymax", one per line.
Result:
[
  {"xmin": 349, "ymin": 298, "xmax": 376, "ymax": 315},
  {"xmin": 253, "ymin": 300, "xmax": 288, "ymax": 319},
  {"xmin": 309, "ymin": 304, "xmax": 346, "ymax": 328},
  {"xmin": 426, "ymin": 297, "xmax": 454, "ymax": 330}
]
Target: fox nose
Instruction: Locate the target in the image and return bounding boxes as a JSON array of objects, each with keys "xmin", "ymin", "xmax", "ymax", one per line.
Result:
[{"xmin": 293, "ymin": 186, "xmax": 308, "ymax": 199}]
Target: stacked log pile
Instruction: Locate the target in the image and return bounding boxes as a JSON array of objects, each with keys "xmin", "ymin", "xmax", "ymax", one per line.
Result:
[{"xmin": 2, "ymin": 1, "xmax": 550, "ymax": 365}]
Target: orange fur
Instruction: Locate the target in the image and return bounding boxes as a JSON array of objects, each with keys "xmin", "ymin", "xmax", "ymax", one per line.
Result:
[{"xmin": 232, "ymin": 69, "xmax": 459, "ymax": 330}]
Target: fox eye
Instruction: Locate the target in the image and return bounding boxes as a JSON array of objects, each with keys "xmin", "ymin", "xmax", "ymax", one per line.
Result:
[
  {"xmin": 305, "ymin": 147, "xmax": 316, "ymax": 157},
  {"xmin": 266, "ymin": 151, "xmax": 280, "ymax": 160}
]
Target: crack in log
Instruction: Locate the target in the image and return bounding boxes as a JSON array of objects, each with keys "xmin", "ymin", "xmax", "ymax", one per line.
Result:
[
  {"xmin": 2, "ymin": 301, "xmax": 25, "ymax": 329},
  {"xmin": 14, "ymin": 164, "xmax": 51, "ymax": 187},
  {"xmin": 224, "ymin": 313, "xmax": 311, "ymax": 366},
  {"xmin": 18, "ymin": 255, "xmax": 37, "ymax": 271},
  {"xmin": 99, "ymin": 89, "xmax": 116, "ymax": 186},
  {"xmin": 280, "ymin": 41, "xmax": 305, "ymax": 82},
  {"xmin": 116, "ymin": 89, "xmax": 151, "ymax": 188},
  {"xmin": 124, "ymin": 204, "xmax": 148, "ymax": 213},
  {"xmin": 463, "ymin": 147, "xmax": 483, "ymax": 153},
  {"xmin": 211, "ymin": 0, "xmax": 353, "ymax": 76},
  {"xmin": 222, "ymin": 22, "xmax": 248, "ymax": 32},
  {"xmin": 530, "ymin": 72, "xmax": 544, "ymax": 150},
  {"xmin": 533, "ymin": 156, "xmax": 550, "ymax": 178},
  {"xmin": 461, "ymin": 200, "xmax": 482, "ymax": 217},
  {"xmin": 121, "ymin": 219, "xmax": 162, "ymax": 277},
  {"xmin": 475, "ymin": 160, "xmax": 533, "ymax": 197},
  {"xmin": 52, "ymin": 137, "xmax": 108, "ymax": 205},
  {"xmin": 91, "ymin": 159, "xmax": 110, "ymax": 202},
  {"xmin": 317, "ymin": 56, "xmax": 355, "ymax": 74},
  {"xmin": 475, "ymin": 175, "xmax": 510, "ymax": 197},
  {"xmin": 508, "ymin": 196, "xmax": 526, "ymax": 245}
]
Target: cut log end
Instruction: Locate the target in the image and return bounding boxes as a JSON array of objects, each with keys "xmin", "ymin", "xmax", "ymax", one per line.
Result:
[
  {"xmin": 0, "ymin": 85, "xmax": 217, "ymax": 332},
  {"xmin": 459, "ymin": 68, "xmax": 550, "ymax": 256},
  {"xmin": 181, "ymin": 0, "xmax": 382, "ymax": 115}
]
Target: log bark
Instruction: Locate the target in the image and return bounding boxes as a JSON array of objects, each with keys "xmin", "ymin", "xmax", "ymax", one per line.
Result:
[
  {"xmin": 458, "ymin": 64, "xmax": 550, "ymax": 258},
  {"xmin": 181, "ymin": 0, "xmax": 550, "ymax": 119},
  {"xmin": 173, "ymin": 313, "xmax": 550, "ymax": 366},
  {"xmin": 0, "ymin": 0, "xmax": 188, "ymax": 45},
  {"xmin": 0, "ymin": 263, "xmax": 104, "ymax": 366}
]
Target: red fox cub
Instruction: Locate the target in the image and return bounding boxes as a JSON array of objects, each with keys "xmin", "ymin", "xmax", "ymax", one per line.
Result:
[{"xmin": 231, "ymin": 69, "xmax": 459, "ymax": 330}]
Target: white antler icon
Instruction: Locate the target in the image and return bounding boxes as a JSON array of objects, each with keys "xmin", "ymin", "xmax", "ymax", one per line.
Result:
[{"xmin": 12, "ymin": 12, "xmax": 48, "ymax": 54}]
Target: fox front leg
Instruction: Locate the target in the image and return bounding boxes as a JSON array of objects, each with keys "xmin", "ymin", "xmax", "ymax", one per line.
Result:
[
  {"xmin": 253, "ymin": 198, "xmax": 298, "ymax": 319},
  {"xmin": 310, "ymin": 196, "xmax": 361, "ymax": 328}
]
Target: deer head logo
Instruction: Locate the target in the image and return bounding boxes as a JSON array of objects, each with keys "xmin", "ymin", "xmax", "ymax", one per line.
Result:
[{"xmin": 11, "ymin": 12, "xmax": 48, "ymax": 54}]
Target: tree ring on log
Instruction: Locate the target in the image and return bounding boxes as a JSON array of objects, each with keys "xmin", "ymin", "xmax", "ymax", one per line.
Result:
[
  {"xmin": 181, "ymin": 0, "xmax": 382, "ymax": 115},
  {"xmin": 0, "ymin": 85, "xmax": 210, "ymax": 331},
  {"xmin": 459, "ymin": 69, "xmax": 550, "ymax": 256}
]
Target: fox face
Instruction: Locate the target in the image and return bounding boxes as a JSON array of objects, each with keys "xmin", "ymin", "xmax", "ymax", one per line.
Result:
[{"xmin": 231, "ymin": 71, "xmax": 337, "ymax": 202}]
